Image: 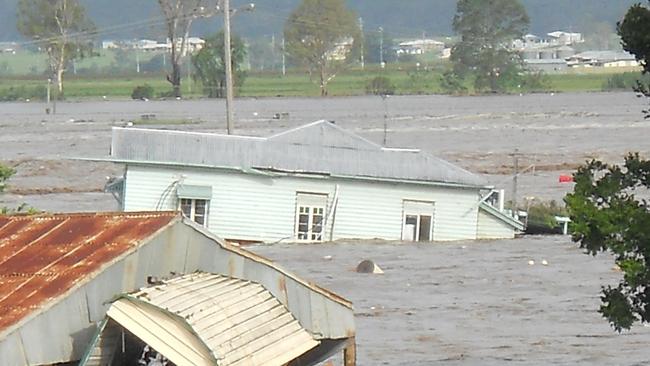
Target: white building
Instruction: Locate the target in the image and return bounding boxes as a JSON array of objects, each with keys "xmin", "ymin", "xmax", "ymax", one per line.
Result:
[
  {"xmin": 104, "ymin": 121, "xmax": 523, "ymax": 243},
  {"xmin": 397, "ymin": 39, "xmax": 445, "ymax": 55},
  {"xmin": 547, "ymin": 31, "xmax": 583, "ymax": 46},
  {"xmin": 566, "ymin": 51, "xmax": 639, "ymax": 68}
]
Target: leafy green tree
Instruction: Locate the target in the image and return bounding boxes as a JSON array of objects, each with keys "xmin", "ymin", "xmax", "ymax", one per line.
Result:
[
  {"xmin": 284, "ymin": 0, "xmax": 361, "ymax": 96},
  {"xmin": 564, "ymin": 2, "xmax": 650, "ymax": 332},
  {"xmin": 0, "ymin": 164, "xmax": 15, "ymax": 193},
  {"xmin": 192, "ymin": 31, "xmax": 247, "ymax": 98},
  {"xmin": 16, "ymin": 0, "xmax": 95, "ymax": 95},
  {"xmin": 450, "ymin": 0, "xmax": 529, "ymax": 93},
  {"xmin": 565, "ymin": 155, "xmax": 650, "ymax": 331},
  {"xmin": 617, "ymin": 0, "xmax": 650, "ymax": 118}
]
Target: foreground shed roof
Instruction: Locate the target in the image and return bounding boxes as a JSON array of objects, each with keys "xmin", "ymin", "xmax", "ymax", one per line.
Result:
[
  {"xmin": 0, "ymin": 211, "xmax": 177, "ymax": 336},
  {"xmin": 102, "ymin": 272, "xmax": 318, "ymax": 366},
  {"xmin": 109, "ymin": 120, "xmax": 488, "ymax": 188}
]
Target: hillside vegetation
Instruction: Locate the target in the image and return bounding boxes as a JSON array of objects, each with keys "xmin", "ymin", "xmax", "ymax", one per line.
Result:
[{"xmin": 0, "ymin": 0, "xmax": 640, "ymax": 41}]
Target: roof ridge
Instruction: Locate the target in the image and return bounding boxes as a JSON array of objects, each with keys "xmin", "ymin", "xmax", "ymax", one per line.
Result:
[
  {"xmin": 268, "ymin": 120, "xmax": 382, "ymax": 149},
  {"xmin": 2, "ymin": 211, "xmax": 179, "ymax": 221},
  {"xmin": 112, "ymin": 126, "xmax": 267, "ymax": 141}
]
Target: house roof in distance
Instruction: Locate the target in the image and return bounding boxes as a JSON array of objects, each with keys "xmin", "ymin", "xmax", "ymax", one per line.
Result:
[
  {"xmin": 109, "ymin": 120, "xmax": 488, "ymax": 188},
  {"xmin": 0, "ymin": 211, "xmax": 178, "ymax": 336}
]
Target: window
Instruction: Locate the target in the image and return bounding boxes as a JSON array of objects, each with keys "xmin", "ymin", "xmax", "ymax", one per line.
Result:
[
  {"xmin": 180, "ymin": 198, "xmax": 208, "ymax": 226},
  {"xmin": 402, "ymin": 200, "xmax": 434, "ymax": 242},
  {"xmin": 176, "ymin": 185, "xmax": 212, "ymax": 227},
  {"xmin": 295, "ymin": 193, "xmax": 328, "ymax": 242}
]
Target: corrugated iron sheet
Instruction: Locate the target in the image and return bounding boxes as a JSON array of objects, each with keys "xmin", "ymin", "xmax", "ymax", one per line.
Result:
[
  {"xmin": 0, "ymin": 211, "xmax": 178, "ymax": 335},
  {"xmin": 110, "ymin": 120, "xmax": 488, "ymax": 187},
  {"xmin": 107, "ymin": 272, "xmax": 319, "ymax": 366}
]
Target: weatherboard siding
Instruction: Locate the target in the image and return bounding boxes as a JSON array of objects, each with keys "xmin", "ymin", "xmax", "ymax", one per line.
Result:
[
  {"xmin": 124, "ymin": 164, "xmax": 484, "ymax": 242},
  {"xmin": 477, "ymin": 210, "xmax": 516, "ymax": 239}
]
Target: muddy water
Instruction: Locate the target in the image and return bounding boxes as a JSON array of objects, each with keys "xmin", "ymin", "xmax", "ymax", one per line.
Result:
[
  {"xmin": 252, "ymin": 237, "xmax": 650, "ymax": 365},
  {"xmin": 1, "ymin": 93, "xmax": 649, "ymax": 364}
]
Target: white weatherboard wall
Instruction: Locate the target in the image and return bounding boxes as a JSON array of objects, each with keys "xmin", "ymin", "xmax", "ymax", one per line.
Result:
[
  {"xmin": 477, "ymin": 210, "xmax": 515, "ymax": 239},
  {"xmin": 124, "ymin": 164, "xmax": 482, "ymax": 242}
]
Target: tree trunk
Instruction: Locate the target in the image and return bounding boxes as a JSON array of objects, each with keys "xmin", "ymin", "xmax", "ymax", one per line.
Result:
[
  {"xmin": 170, "ymin": 60, "xmax": 182, "ymax": 97},
  {"xmin": 56, "ymin": 44, "xmax": 66, "ymax": 95},
  {"xmin": 167, "ymin": 32, "xmax": 182, "ymax": 98},
  {"xmin": 319, "ymin": 65, "xmax": 328, "ymax": 96},
  {"xmin": 56, "ymin": 68, "xmax": 64, "ymax": 95},
  {"xmin": 489, "ymin": 71, "xmax": 498, "ymax": 93}
]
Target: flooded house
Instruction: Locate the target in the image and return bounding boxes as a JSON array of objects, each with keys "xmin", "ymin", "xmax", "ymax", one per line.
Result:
[
  {"xmin": 0, "ymin": 212, "xmax": 355, "ymax": 366},
  {"xmin": 102, "ymin": 121, "xmax": 523, "ymax": 243}
]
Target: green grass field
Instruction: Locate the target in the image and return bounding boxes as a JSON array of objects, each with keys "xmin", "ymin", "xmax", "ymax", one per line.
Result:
[{"xmin": 0, "ymin": 50, "xmax": 638, "ymax": 100}]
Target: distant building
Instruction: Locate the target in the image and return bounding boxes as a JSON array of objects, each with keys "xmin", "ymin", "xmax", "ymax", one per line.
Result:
[
  {"xmin": 0, "ymin": 42, "xmax": 18, "ymax": 54},
  {"xmin": 103, "ymin": 121, "xmax": 523, "ymax": 243},
  {"xmin": 566, "ymin": 51, "xmax": 639, "ymax": 68},
  {"xmin": 524, "ymin": 59, "xmax": 569, "ymax": 73},
  {"xmin": 326, "ymin": 37, "xmax": 354, "ymax": 61},
  {"xmin": 100, "ymin": 37, "xmax": 205, "ymax": 54},
  {"xmin": 101, "ymin": 40, "xmax": 119, "ymax": 49},
  {"xmin": 523, "ymin": 45, "xmax": 575, "ymax": 61},
  {"xmin": 547, "ymin": 31, "xmax": 583, "ymax": 46},
  {"xmin": 515, "ymin": 31, "xmax": 583, "ymax": 51},
  {"xmin": 396, "ymin": 39, "xmax": 445, "ymax": 55},
  {"xmin": 0, "ymin": 212, "xmax": 355, "ymax": 366}
]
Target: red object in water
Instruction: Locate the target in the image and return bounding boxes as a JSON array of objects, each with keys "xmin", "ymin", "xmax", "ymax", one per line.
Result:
[{"xmin": 559, "ymin": 175, "xmax": 574, "ymax": 183}]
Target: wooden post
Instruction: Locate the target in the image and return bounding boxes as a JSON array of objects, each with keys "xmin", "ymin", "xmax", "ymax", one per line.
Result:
[{"xmin": 343, "ymin": 337, "xmax": 356, "ymax": 366}]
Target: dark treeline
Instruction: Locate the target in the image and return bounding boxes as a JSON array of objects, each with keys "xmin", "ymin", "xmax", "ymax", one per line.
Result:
[{"xmin": 0, "ymin": 0, "xmax": 640, "ymax": 41}]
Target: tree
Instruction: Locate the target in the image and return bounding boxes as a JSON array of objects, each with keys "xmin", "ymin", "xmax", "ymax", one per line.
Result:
[
  {"xmin": 0, "ymin": 164, "xmax": 15, "ymax": 193},
  {"xmin": 565, "ymin": 155, "xmax": 650, "ymax": 331},
  {"xmin": 16, "ymin": 0, "xmax": 95, "ymax": 95},
  {"xmin": 618, "ymin": 0, "xmax": 650, "ymax": 118},
  {"xmin": 450, "ymin": 0, "xmax": 529, "ymax": 93},
  {"xmin": 192, "ymin": 31, "xmax": 247, "ymax": 98},
  {"xmin": 156, "ymin": 0, "xmax": 218, "ymax": 98},
  {"xmin": 284, "ymin": 0, "xmax": 361, "ymax": 96},
  {"xmin": 564, "ymin": 2, "xmax": 650, "ymax": 332}
]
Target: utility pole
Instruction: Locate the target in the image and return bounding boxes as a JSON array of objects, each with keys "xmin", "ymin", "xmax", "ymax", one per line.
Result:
[
  {"xmin": 271, "ymin": 34, "xmax": 276, "ymax": 71},
  {"xmin": 136, "ymin": 49, "xmax": 140, "ymax": 74},
  {"xmin": 281, "ymin": 37, "xmax": 286, "ymax": 76},
  {"xmin": 186, "ymin": 55, "xmax": 191, "ymax": 94},
  {"xmin": 223, "ymin": 0, "xmax": 235, "ymax": 134},
  {"xmin": 359, "ymin": 17, "xmax": 364, "ymax": 70},
  {"xmin": 378, "ymin": 27, "xmax": 384, "ymax": 67},
  {"xmin": 46, "ymin": 78, "xmax": 51, "ymax": 114},
  {"xmin": 512, "ymin": 149, "xmax": 519, "ymax": 213},
  {"xmin": 382, "ymin": 94, "xmax": 389, "ymax": 146}
]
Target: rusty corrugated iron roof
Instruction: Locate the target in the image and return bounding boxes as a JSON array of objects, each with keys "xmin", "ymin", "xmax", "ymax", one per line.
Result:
[{"xmin": 0, "ymin": 211, "xmax": 179, "ymax": 334}]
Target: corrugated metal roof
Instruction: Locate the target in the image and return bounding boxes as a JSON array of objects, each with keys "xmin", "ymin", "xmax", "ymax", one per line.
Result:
[
  {"xmin": 110, "ymin": 120, "xmax": 488, "ymax": 187},
  {"xmin": 479, "ymin": 202, "xmax": 525, "ymax": 231},
  {"xmin": 107, "ymin": 272, "xmax": 319, "ymax": 366},
  {"xmin": 0, "ymin": 211, "xmax": 178, "ymax": 336}
]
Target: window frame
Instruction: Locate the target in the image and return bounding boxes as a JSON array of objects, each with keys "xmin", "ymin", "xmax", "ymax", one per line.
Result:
[
  {"xmin": 401, "ymin": 200, "xmax": 435, "ymax": 242},
  {"xmin": 295, "ymin": 192, "xmax": 328, "ymax": 242},
  {"xmin": 179, "ymin": 198, "xmax": 209, "ymax": 227}
]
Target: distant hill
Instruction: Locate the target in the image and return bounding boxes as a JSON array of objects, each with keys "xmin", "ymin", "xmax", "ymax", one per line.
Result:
[{"xmin": 0, "ymin": 0, "xmax": 639, "ymax": 42}]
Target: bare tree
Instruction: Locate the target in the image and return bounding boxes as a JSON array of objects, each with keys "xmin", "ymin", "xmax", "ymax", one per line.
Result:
[
  {"xmin": 17, "ymin": 0, "xmax": 95, "ymax": 95},
  {"xmin": 157, "ymin": 0, "xmax": 219, "ymax": 98}
]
